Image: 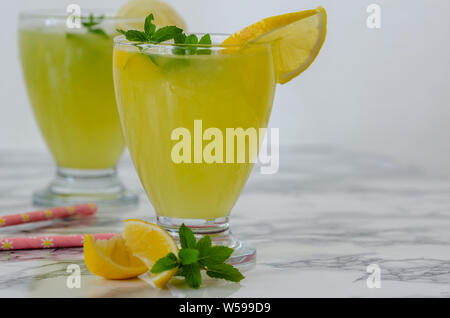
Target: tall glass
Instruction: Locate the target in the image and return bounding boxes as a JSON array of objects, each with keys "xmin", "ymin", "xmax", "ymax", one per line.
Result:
[
  {"xmin": 19, "ymin": 10, "xmax": 142, "ymax": 207},
  {"xmin": 113, "ymin": 35, "xmax": 275, "ymax": 265}
]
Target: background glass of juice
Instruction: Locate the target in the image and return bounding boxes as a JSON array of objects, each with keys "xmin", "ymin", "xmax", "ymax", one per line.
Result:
[
  {"xmin": 114, "ymin": 35, "xmax": 276, "ymax": 266},
  {"xmin": 19, "ymin": 10, "xmax": 142, "ymax": 207}
]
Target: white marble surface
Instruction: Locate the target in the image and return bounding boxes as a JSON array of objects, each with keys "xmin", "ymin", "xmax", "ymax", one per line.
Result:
[{"xmin": 1, "ymin": 145, "xmax": 450, "ymax": 298}]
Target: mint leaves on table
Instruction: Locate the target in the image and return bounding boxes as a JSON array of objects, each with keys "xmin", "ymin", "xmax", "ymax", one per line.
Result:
[
  {"xmin": 150, "ymin": 224, "xmax": 244, "ymax": 289},
  {"xmin": 117, "ymin": 14, "xmax": 212, "ymax": 55}
]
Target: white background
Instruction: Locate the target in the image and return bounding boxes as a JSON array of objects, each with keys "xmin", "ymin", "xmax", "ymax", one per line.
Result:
[{"xmin": 1, "ymin": 0, "xmax": 450, "ymax": 174}]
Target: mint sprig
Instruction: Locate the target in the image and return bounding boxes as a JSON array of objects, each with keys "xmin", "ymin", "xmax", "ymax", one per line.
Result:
[
  {"xmin": 116, "ymin": 14, "xmax": 212, "ymax": 55},
  {"xmin": 82, "ymin": 14, "xmax": 107, "ymax": 37},
  {"xmin": 150, "ymin": 252, "xmax": 178, "ymax": 273},
  {"xmin": 150, "ymin": 224, "xmax": 244, "ymax": 289},
  {"xmin": 117, "ymin": 14, "xmax": 182, "ymax": 44},
  {"xmin": 67, "ymin": 13, "xmax": 108, "ymax": 38}
]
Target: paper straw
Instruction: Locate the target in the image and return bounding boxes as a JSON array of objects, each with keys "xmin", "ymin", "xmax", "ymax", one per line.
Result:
[
  {"xmin": 0, "ymin": 203, "xmax": 97, "ymax": 228},
  {"xmin": 0, "ymin": 233, "xmax": 116, "ymax": 251}
]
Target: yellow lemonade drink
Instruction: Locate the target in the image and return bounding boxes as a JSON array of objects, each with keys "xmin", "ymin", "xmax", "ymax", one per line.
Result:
[
  {"xmin": 18, "ymin": 11, "xmax": 141, "ymax": 206},
  {"xmin": 112, "ymin": 8, "xmax": 325, "ymax": 266},
  {"xmin": 114, "ymin": 39, "xmax": 275, "ymax": 219},
  {"xmin": 19, "ymin": 29, "xmax": 124, "ymax": 169}
]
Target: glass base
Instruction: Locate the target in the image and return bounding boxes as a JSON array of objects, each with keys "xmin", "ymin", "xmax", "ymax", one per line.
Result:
[
  {"xmin": 157, "ymin": 216, "xmax": 256, "ymax": 270},
  {"xmin": 32, "ymin": 167, "xmax": 138, "ymax": 208}
]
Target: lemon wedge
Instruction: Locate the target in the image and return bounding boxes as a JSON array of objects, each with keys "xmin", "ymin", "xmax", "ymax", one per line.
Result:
[
  {"xmin": 84, "ymin": 234, "xmax": 147, "ymax": 280},
  {"xmin": 223, "ymin": 7, "xmax": 327, "ymax": 84},
  {"xmin": 123, "ymin": 219, "xmax": 179, "ymax": 288}
]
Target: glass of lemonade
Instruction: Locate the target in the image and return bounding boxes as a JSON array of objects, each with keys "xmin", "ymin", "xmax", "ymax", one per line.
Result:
[
  {"xmin": 114, "ymin": 35, "xmax": 275, "ymax": 265},
  {"xmin": 19, "ymin": 10, "xmax": 141, "ymax": 207}
]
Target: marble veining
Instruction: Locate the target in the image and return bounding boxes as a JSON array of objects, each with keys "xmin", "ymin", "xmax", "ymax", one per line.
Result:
[{"xmin": 1, "ymin": 145, "xmax": 450, "ymax": 297}]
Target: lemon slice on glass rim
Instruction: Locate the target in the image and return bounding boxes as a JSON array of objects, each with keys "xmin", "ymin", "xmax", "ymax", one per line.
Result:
[{"xmin": 223, "ymin": 6, "xmax": 327, "ymax": 84}]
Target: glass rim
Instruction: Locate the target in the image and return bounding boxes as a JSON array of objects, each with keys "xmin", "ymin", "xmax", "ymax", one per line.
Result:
[
  {"xmin": 18, "ymin": 8, "xmax": 145, "ymax": 21},
  {"xmin": 114, "ymin": 34, "xmax": 272, "ymax": 49}
]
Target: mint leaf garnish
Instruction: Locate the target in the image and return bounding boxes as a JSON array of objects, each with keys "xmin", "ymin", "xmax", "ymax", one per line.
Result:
[
  {"xmin": 179, "ymin": 223, "xmax": 197, "ymax": 249},
  {"xmin": 150, "ymin": 252, "xmax": 179, "ymax": 274},
  {"xmin": 206, "ymin": 263, "xmax": 245, "ymax": 282},
  {"xmin": 199, "ymin": 246, "xmax": 234, "ymax": 267},
  {"xmin": 196, "ymin": 236, "xmax": 234, "ymax": 266},
  {"xmin": 183, "ymin": 263, "xmax": 202, "ymax": 289},
  {"xmin": 88, "ymin": 28, "xmax": 107, "ymax": 37},
  {"xmin": 174, "ymin": 33, "xmax": 187, "ymax": 44},
  {"xmin": 144, "ymin": 14, "xmax": 156, "ymax": 37},
  {"xmin": 197, "ymin": 34, "xmax": 213, "ymax": 55},
  {"xmin": 116, "ymin": 14, "xmax": 212, "ymax": 56},
  {"xmin": 66, "ymin": 13, "xmax": 108, "ymax": 38},
  {"xmin": 199, "ymin": 34, "xmax": 211, "ymax": 44},
  {"xmin": 81, "ymin": 13, "xmax": 102, "ymax": 28},
  {"xmin": 174, "ymin": 266, "xmax": 185, "ymax": 277},
  {"xmin": 152, "ymin": 26, "xmax": 184, "ymax": 43},
  {"xmin": 150, "ymin": 223, "xmax": 245, "ymax": 289},
  {"xmin": 118, "ymin": 29, "xmax": 149, "ymax": 42},
  {"xmin": 185, "ymin": 34, "xmax": 199, "ymax": 44},
  {"xmin": 184, "ymin": 34, "xmax": 199, "ymax": 55},
  {"xmin": 196, "ymin": 235, "xmax": 212, "ymax": 256},
  {"xmin": 80, "ymin": 14, "xmax": 108, "ymax": 38},
  {"xmin": 179, "ymin": 249, "xmax": 199, "ymax": 265}
]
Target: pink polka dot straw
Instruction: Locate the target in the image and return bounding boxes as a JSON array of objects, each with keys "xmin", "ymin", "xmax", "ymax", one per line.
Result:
[
  {"xmin": 0, "ymin": 233, "xmax": 116, "ymax": 251},
  {"xmin": 0, "ymin": 203, "xmax": 97, "ymax": 227}
]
